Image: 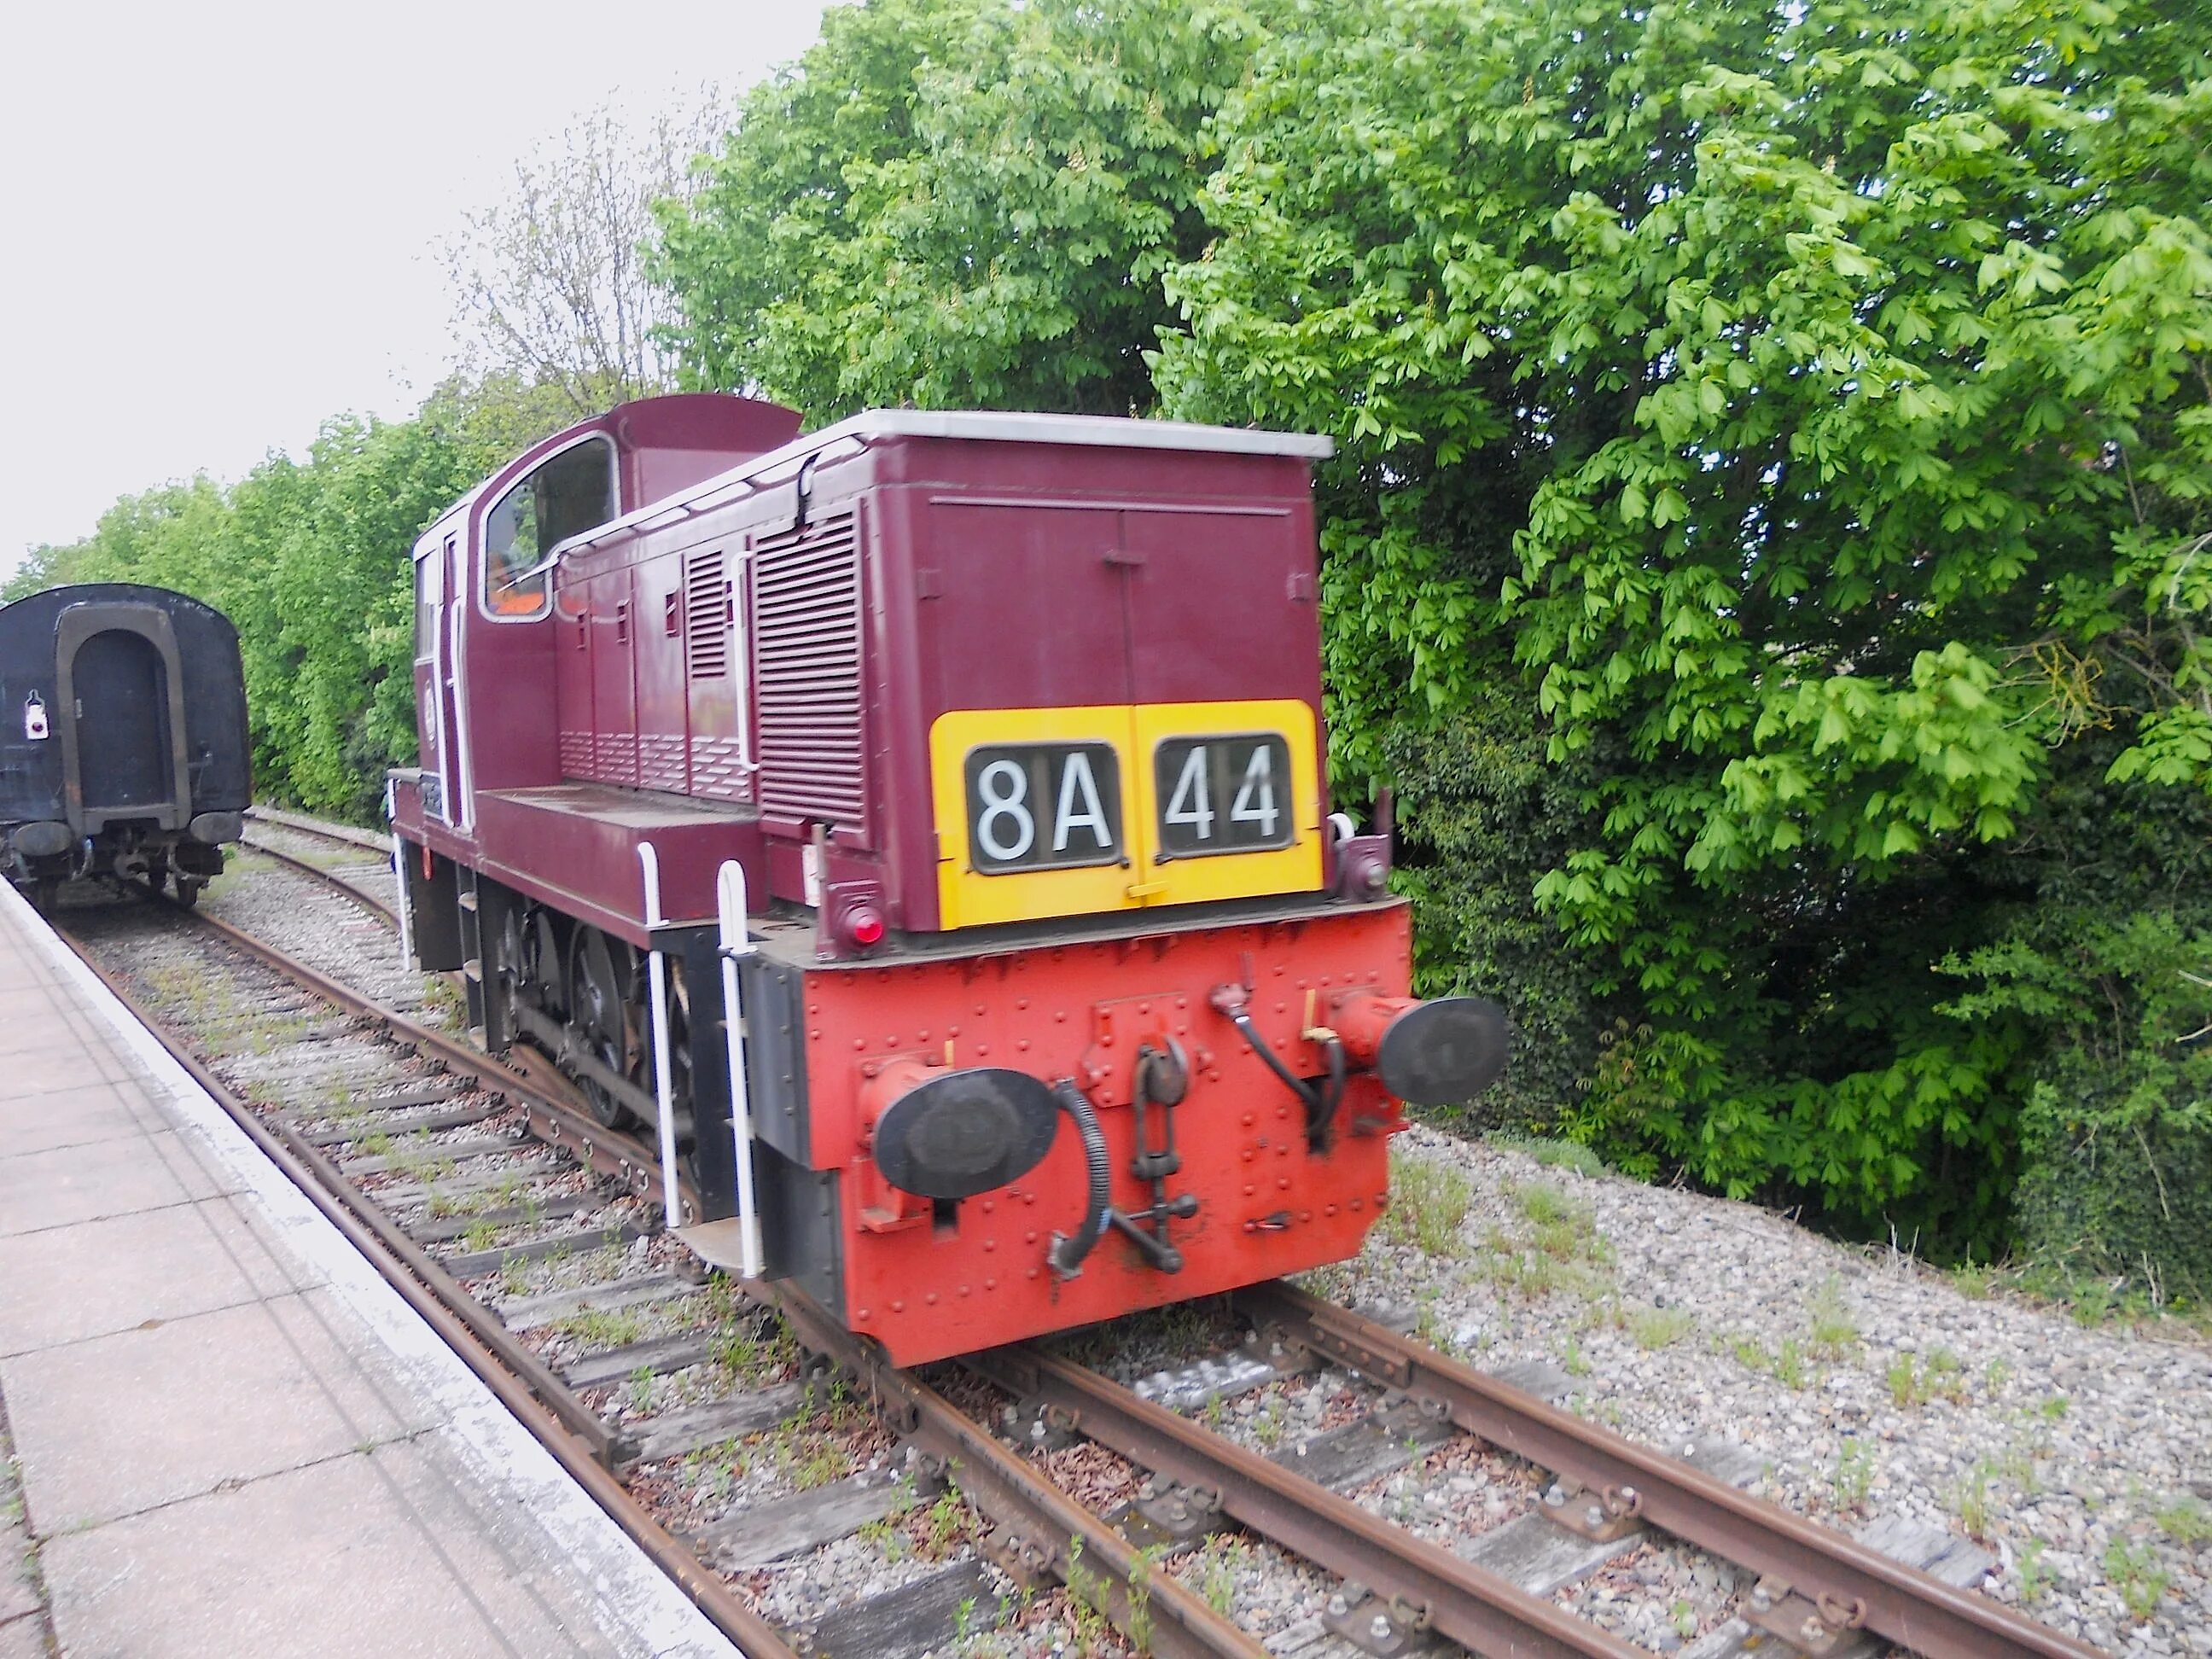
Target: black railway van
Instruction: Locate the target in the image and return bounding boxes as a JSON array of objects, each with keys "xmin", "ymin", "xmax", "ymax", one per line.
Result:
[{"xmin": 0, "ymin": 584, "xmax": 250, "ymax": 907}]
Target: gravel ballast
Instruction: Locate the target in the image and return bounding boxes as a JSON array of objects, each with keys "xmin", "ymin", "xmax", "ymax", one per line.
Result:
[{"xmin": 1315, "ymin": 1125, "xmax": 2211, "ymax": 1654}]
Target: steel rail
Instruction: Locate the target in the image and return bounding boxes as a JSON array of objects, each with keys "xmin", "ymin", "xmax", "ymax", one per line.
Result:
[
  {"xmin": 50, "ymin": 921, "xmax": 797, "ymax": 1659},
  {"xmin": 218, "ymin": 848, "xmax": 681, "ymax": 1195},
  {"xmin": 244, "ymin": 803, "xmax": 393, "ymax": 854},
  {"xmin": 771, "ymin": 1289, "xmax": 1267, "ymax": 1659},
  {"xmin": 1239, "ymin": 1282, "xmax": 2099, "ymax": 1659},
  {"xmin": 970, "ymin": 1346, "xmax": 1649, "ymax": 1659},
  {"xmin": 182, "ymin": 904, "xmax": 678, "ymax": 1207},
  {"xmin": 237, "ymin": 834, "xmax": 398, "ymax": 927},
  {"xmin": 90, "ymin": 892, "xmax": 1255, "ymax": 1658}
]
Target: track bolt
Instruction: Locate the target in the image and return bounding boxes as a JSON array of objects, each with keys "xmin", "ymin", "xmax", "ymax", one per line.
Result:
[
  {"xmin": 1585, "ymin": 1505, "xmax": 1604, "ymax": 1528},
  {"xmin": 1138, "ymin": 1480, "xmax": 1157, "ymax": 1500},
  {"xmin": 1369, "ymin": 1615, "xmax": 1394, "ymax": 1641},
  {"xmin": 1751, "ymin": 1587, "xmax": 1772, "ymax": 1613},
  {"xmin": 1802, "ymin": 1617, "xmax": 1825, "ymax": 1643},
  {"xmin": 1619, "ymin": 1485, "xmax": 1637, "ymax": 1505},
  {"xmin": 1029, "ymin": 1421, "xmax": 1045, "ymax": 1441},
  {"xmin": 1326, "ymin": 1594, "xmax": 1348, "ymax": 1618},
  {"xmin": 1544, "ymin": 1484, "xmax": 1566, "ymax": 1507}
]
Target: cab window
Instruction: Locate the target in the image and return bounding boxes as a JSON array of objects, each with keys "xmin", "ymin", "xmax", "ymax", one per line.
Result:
[
  {"xmin": 483, "ymin": 436, "xmax": 616, "ymax": 619},
  {"xmin": 413, "ymin": 545, "xmax": 444, "ymax": 661}
]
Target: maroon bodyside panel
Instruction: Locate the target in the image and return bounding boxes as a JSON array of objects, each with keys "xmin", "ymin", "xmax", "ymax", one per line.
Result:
[
  {"xmin": 428, "ymin": 393, "xmax": 800, "ymax": 917},
  {"xmin": 418, "ymin": 402, "xmax": 1329, "ymax": 943},
  {"xmin": 554, "ymin": 588, "xmax": 592, "ymax": 780},
  {"xmin": 588, "ymin": 563, "xmax": 638, "ymax": 788},
  {"xmin": 632, "ymin": 546, "xmax": 689, "ymax": 794},
  {"xmin": 682, "ymin": 532, "xmax": 748, "ymax": 804}
]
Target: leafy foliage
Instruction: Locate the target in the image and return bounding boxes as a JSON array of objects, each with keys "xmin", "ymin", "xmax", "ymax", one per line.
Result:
[
  {"xmin": 4, "ymin": 376, "xmax": 559, "ymax": 819},
  {"xmin": 1936, "ymin": 757, "xmax": 2212, "ymax": 1299},
  {"xmin": 1153, "ymin": 0, "xmax": 2212, "ymax": 1251},
  {"xmin": 652, "ymin": 0, "xmax": 1273, "ymax": 419},
  {"xmin": 20, "ymin": 0, "xmax": 2212, "ymax": 1284}
]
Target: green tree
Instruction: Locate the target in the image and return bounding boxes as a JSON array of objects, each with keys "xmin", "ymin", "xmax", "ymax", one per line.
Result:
[
  {"xmin": 6, "ymin": 375, "xmax": 565, "ymax": 819},
  {"xmin": 653, "ymin": 0, "xmax": 1273, "ymax": 419},
  {"xmin": 1158, "ymin": 0, "xmax": 2212, "ymax": 1249}
]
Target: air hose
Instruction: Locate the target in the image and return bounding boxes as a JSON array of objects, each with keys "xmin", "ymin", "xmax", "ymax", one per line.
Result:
[
  {"xmin": 1048, "ymin": 1079, "xmax": 1111, "ymax": 1279},
  {"xmin": 1225, "ymin": 1007, "xmax": 1320, "ymax": 1115},
  {"xmin": 1224, "ymin": 1004, "xmax": 1350, "ymax": 1151},
  {"xmin": 1310, "ymin": 1035, "xmax": 1348, "ymax": 1150}
]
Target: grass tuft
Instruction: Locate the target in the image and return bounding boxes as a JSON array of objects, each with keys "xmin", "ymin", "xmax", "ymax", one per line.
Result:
[{"xmin": 1380, "ymin": 1151, "xmax": 1472, "ymax": 1255}]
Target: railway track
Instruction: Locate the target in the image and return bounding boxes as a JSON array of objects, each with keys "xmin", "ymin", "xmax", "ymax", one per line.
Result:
[
  {"xmin": 44, "ymin": 824, "xmax": 2101, "ymax": 1659},
  {"xmin": 239, "ymin": 806, "xmax": 399, "ymax": 925},
  {"xmin": 50, "ymin": 870, "xmax": 1248, "ymax": 1659}
]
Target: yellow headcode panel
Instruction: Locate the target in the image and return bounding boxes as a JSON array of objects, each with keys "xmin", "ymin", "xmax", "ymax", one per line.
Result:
[{"xmin": 931, "ymin": 700, "xmax": 1322, "ymax": 929}]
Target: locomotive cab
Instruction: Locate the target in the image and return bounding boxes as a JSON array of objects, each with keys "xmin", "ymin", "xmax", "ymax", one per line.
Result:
[{"xmin": 387, "ymin": 395, "xmax": 1506, "ymax": 1364}]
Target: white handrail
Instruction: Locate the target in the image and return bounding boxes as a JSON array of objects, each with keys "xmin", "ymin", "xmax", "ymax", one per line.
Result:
[
  {"xmin": 716, "ymin": 859, "xmax": 764, "ymax": 1278},
  {"xmin": 637, "ymin": 843, "xmax": 681, "ymax": 1222},
  {"xmin": 385, "ymin": 777, "xmax": 414, "ymax": 972}
]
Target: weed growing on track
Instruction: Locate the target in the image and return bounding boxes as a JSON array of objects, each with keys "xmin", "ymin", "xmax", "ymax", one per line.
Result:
[
  {"xmin": 2102, "ymin": 1538, "xmax": 2172, "ymax": 1620},
  {"xmin": 2157, "ymin": 1495, "xmax": 2212, "ymax": 1546},
  {"xmin": 1887, "ymin": 1348, "xmax": 1967, "ymax": 1407},
  {"xmin": 1952, "ymin": 1460, "xmax": 1996, "ymax": 1538},
  {"xmin": 1806, "ymin": 1276, "xmax": 1860, "ymax": 1357},
  {"xmin": 1626, "ymin": 1307, "xmax": 1694, "ymax": 1349},
  {"xmin": 1188, "ymin": 1535, "xmax": 1251, "ymax": 1617},
  {"xmin": 1476, "ymin": 1179, "xmax": 1616, "ymax": 1301},
  {"xmin": 1831, "ymin": 1439, "xmax": 1876, "ymax": 1511},
  {"xmin": 1484, "ymin": 1132, "xmax": 1608, "ymax": 1179},
  {"xmin": 1381, "ymin": 1150, "xmax": 1471, "ymax": 1254},
  {"xmin": 556, "ymin": 1308, "xmax": 644, "ymax": 1349}
]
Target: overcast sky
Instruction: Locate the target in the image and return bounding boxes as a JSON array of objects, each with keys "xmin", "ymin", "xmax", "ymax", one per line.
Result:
[{"xmin": 0, "ymin": 0, "xmax": 831, "ymax": 576}]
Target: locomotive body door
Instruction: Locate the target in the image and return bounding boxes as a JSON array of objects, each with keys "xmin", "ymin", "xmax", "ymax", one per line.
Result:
[
  {"xmin": 586, "ymin": 564, "xmax": 639, "ymax": 787},
  {"xmin": 919, "ymin": 502, "xmax": 1140, "ymax": 927},
  {"xmin": 412, "ymin": 544, "xmax": 446, "ymax": 820},
  {"xmin": 633, "ymin": 549, "xmax": 689, "ymax": 794},
  {"xmin": 414, "ymin": 536, "xmax": 464, "ymax": 824},
  {"xmin": 1113, "ymin": 504, "xmax": 1325, "ymax": 903},
  {"xmin": 439, "ymin": 536, "xmax": 467, "ymax": 824}
]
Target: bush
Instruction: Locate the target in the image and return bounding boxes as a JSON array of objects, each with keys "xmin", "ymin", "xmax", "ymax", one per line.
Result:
[
  {"xmin": 1382, "ymin": 703, "xmax": 1618, "ymax": 1132},
  {"xmin": 2015, "ymin": 1108, "xmax": 2212, "ymax": 1307}
]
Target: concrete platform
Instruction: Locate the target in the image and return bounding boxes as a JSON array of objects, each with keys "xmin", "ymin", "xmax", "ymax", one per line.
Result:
[{"xmin": 0, "ymin": 881, "xmax": 743, "ymax": 1659}]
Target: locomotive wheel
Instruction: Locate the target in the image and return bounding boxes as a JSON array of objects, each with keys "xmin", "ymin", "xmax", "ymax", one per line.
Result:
[
  {"xmin": 526, "ymin": 911, "xmax": 565, "ymax": 1022},
  {"xmin": 489, "ymin": 904, "xmax": 528, "ymax": 1046},
  {"xmin": 568, "ymin": 926, "xmax": 632, "ymax": 1129}
]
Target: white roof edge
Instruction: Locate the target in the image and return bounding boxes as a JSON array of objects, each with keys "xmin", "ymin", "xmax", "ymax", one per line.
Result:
[
  {"xmin": 834, "ymin": 409, "xmax": 1336, "ymax": 459},
  {"xmin": 545, "ymin": 409, "xmax": 1333, "ymax": 563}
]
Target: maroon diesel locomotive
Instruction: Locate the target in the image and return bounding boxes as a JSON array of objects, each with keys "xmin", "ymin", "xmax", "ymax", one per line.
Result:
[{"xmin": 388, "ymin": 393, "xmax": 1505, "ymax": 1364}]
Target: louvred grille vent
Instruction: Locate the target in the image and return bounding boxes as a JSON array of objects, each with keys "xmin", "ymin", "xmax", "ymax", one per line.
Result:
[
  {"xmin": 751, "ymin": 510, "xmax": 865, "ymax": 833},
  {"xmin": 684, "ymin": 548, "xmax": 729, "ymax": 679}
]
